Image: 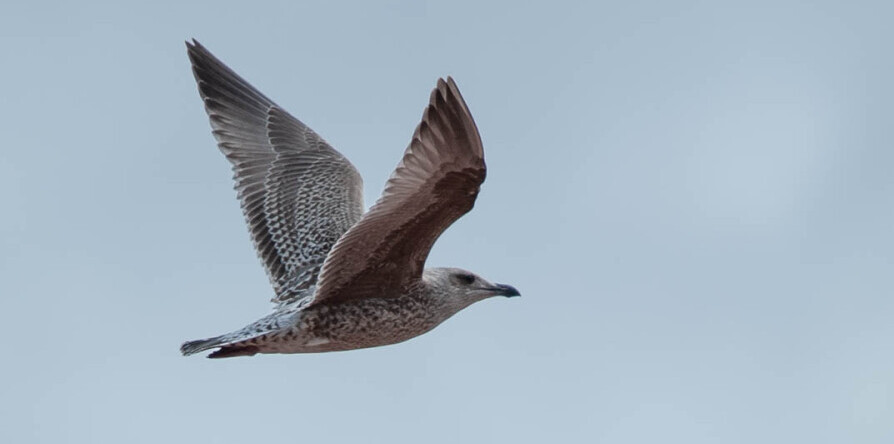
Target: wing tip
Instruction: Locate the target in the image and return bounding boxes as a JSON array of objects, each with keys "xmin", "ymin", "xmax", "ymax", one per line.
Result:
[
  {"xmin": 185, "ymin": 39, "xmax": 207, "ymax": 71},
  {"xmin": 440, "ymin": 76, "xmax": 463, "ymax": 100},
  {"xmin": 429, "ymin": 77, "xmax": 470, "ymax": 115},
  {"xmin": 444, "ymin": 76, "xmax": 457, "ymax": 90},
  {"xmin": 185, "ymin": 38, "xmax": 204, "ymax": 55},
  {"xmin": 424, "ymin": 76, "xmax": 483, "ymax": 157}
]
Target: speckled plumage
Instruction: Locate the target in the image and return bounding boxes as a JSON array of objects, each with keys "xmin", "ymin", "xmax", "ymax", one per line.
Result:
[{"xmin": 181, "ymin": 41, "xmax": 519, "ymax": 358}]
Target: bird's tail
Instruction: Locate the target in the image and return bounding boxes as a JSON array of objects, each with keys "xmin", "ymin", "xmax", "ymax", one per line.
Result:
[
  {"xmin": 180, "ymin": 335, "xmax": 262, "ymax": 359},
  {"xmin": 180, "ymin": 336, "xmax": 227, "ymax": 356},
  {"xmin": 180, "ymin": 311, "xmax": 299, "ymax": 358}
]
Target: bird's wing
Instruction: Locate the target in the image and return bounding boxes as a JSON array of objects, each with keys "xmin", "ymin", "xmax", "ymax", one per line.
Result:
[
  {"xmin": 312, "ymin": 77, "xmax": 485, "ymax": 306},
  {"xmin": 187, "ymin": 40, "xmax": 364, "ymax": 304}
]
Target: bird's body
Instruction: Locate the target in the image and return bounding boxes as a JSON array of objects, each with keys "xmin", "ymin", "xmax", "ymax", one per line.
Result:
[
  {"xmin": 181, "ymin": 40, "xmax": 518, "ymax": 358},
  {"xmin": 186, "ymin": 272, "xmax": 461, "ymax": 357},
  {"xmin": 262, "ymin": 292, "xmax": 444, "ymax": 354}
]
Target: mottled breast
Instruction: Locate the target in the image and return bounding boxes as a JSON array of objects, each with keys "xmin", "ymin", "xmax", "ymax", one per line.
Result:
[{"xmin": 299, "ymin": 293, "xmax": 445, "ymax": 350}]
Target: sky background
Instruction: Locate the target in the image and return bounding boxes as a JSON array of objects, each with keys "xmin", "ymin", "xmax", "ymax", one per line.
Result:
[{"xmin": 1, "ymin": 1, "xmax": 892, "ymax": 443}]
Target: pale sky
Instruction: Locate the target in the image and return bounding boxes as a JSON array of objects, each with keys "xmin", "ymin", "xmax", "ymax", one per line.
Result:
[{"xmin": 1, "ymin": 1, "xmax": 892, "ymax": 443}]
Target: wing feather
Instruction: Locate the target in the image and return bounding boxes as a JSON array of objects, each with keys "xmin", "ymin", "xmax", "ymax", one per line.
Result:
[
  {"xmin": 312, "ymin": 78, "xmax": 485, "ymax": 305},
  {"xmin": 187, "ymin": 40, "xmax": 363, "ymax": 303}
]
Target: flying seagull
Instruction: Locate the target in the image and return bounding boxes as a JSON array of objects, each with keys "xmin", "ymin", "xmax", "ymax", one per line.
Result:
[{"xmin": 181, "ymin": 40, "xmax": 519, "ymax": 358}]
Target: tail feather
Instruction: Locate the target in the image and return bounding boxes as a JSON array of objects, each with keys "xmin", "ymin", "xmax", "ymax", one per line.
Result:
[
  {"xmin": 207, "ymin": 345, "xmax": 260, "ymax": 359},
  {"xmin": 181, "ymin": 336, "xmax": 262, "ymax": 359},
  {"xmin": 180, "ymin": 336, "xmax": 227, "ymax": 356},
  {"xmin": 181, "ymin": 311, "xmax": 299, "ymax": 358}
]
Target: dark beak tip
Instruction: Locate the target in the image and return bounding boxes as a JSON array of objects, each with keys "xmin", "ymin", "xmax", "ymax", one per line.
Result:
[{"xmin": 497, "ymin": 283, "xmax": 521, "ymax": 298}]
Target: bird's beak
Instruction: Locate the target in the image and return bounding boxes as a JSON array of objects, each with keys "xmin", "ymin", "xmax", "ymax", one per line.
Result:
[{"xmin": 489, "ymin": 283, "xmax": 521, "ymax": 298}]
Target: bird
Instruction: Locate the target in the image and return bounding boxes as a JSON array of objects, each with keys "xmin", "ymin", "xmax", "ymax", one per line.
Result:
[{"xmin": 180, "ymin": 40, "xmax": 519, "ymax": 358}]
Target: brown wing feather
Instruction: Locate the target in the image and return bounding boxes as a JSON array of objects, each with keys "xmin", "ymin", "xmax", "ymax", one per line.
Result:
[{"xmin": 311, "ymin": 77, "xmax": 486, "ymax": 306}]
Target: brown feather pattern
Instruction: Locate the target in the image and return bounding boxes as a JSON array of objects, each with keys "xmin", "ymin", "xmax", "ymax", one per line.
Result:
[{"xmin": 313, "ymin": 78, "xmax": 486, "ymax": 306}]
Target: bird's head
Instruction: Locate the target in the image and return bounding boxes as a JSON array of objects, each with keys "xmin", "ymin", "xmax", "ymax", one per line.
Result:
[{"xmin": 424, "ymin": 267, "xmax": 520, "ymax": 311}]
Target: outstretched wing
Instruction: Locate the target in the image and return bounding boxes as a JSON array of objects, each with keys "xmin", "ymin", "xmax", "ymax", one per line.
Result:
[
  {"xmin": 312, "ymin": 77, "xmax": 485, "ymax": 306},
  {"xmin": 187, "ymin": 40, "xmax": 364, "ymax": 303}
]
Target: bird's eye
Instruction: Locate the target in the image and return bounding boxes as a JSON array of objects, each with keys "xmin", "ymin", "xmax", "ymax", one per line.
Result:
[{"xmin": 454, "ymin": 273, "xmax": 476, "ymax": 285}]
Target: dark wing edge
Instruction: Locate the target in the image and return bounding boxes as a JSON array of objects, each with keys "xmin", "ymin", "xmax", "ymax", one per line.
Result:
[
  {"xmin": 312, "ymin": 77, "xmax": 486, "ymax": 306},
  {"xmin": 186, "ymin": 40, "xmax": 363, "ymax": 303}
]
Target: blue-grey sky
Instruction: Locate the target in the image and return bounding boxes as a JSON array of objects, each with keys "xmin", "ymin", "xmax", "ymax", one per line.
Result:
[{"xmin": 1, "ymin": 1, "xmax": 892, "ymax": 443}]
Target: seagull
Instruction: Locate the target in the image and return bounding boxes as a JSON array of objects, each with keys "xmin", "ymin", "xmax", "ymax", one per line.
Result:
[{"xmin": 180, "ymin": 40, "xmax": 519, "ymax": 358}]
